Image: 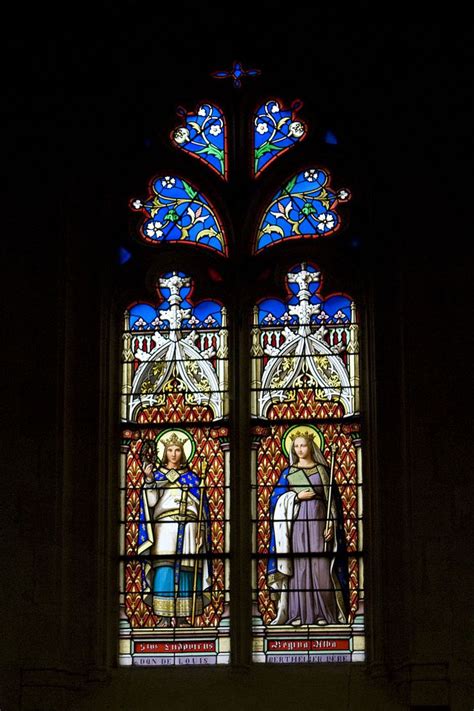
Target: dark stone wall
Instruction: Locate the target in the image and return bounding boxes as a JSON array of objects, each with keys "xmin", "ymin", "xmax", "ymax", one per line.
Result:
[{"xmin": 2, "ymin": 16, "xmax": 472, "ymax": 711}]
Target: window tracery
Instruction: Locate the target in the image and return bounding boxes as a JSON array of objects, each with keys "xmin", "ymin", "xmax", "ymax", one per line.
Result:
[{"xmin": 119, "ymin": 71, "xmax": 365, "ymax": 666}]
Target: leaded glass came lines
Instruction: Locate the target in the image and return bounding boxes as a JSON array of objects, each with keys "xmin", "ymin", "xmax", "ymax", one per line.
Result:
[
  {"xmin": 120, "ymin": 272, "xmax": 230, "ymax": 666},
  {"xmin": 255, "ymin": 170, "xmax": 350, "ymax": 252},
  {"xmin": 254, "ymin": 99, "xmax": 306, "ymax": 176},
  {"xmin": 251, "ymin": 264, "xmax": 364, "ymax": 663},
  {"xmin": 172, "ymin": 103, "xmax": 227, "ymax": 179},
  {"xmin": 131, "ymin": 176, "xmax": 227, "ymax": 254}
]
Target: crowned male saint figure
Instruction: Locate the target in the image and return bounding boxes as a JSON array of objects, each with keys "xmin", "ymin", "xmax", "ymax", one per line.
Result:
[{"xmin": 138, "ymin": 430, "xmax": 211, "ymax": 628}]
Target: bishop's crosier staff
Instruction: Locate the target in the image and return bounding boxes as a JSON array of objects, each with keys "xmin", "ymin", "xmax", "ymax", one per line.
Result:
[{"xmin": 191, "ymin": 458, "xmax": 207, "ymax": 626}]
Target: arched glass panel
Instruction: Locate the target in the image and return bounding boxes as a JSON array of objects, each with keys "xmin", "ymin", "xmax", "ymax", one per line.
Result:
[
  {"xmin": 254, "ymin": 99, "xmax": 306, "ymax": 176},
  {"xmin": 120, "ymin": 77, "xmax": 367, "ymax": 668},
  {"xmin": 250, "ymin": 263, "xmax": 364, "ymax": 663},
  {"xmin": 171, "ymin": 103, "xmax": 227, "ymax": 179},
  {"xmin": 254, "ymin": 170, "xmax": 350, "ymax": 253},
  {"xmin": 131, "ymin": 176, "xmax": 228, "ymax": 254},
  {"xmin": 119, "ymin": 272, "xmax": 230, "ymax": 666}
]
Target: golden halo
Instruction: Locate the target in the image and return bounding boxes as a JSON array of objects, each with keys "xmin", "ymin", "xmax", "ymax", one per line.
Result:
[
  {"xmin": 281, "ymin": 424, "xmax": 325, "ymax": 458},
  {"xmin": 155, "ymin": 428, "xmax": 196, "ymax": 464}
]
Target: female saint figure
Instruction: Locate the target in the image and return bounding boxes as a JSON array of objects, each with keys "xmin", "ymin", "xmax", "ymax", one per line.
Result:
[
  {"xmin": 138, "ymin": 430, "xmax": 211, "ymax": 627},
  {"xmin": 268, "ymin": 427, "xmax": 349, "ymax": 626}
]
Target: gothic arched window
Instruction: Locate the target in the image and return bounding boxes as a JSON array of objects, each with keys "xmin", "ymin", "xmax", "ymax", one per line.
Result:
[{"xmin": 119, "ymin": 67, "xmax": 365, "ymax": 667}]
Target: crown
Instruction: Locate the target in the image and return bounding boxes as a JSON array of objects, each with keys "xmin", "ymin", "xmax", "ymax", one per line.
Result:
[
  {"xmin": 289, "ymin": 430, "xmax": 315, "ymax": 442},
  {"xmin": 162, "ymin": 432, "xmax": 187, "ymax": 448}
]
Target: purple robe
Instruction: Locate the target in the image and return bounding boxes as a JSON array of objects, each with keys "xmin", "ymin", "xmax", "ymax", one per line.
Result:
[{"xmin": 287, "ymin": 469, "xmax": 338, "ymax": 625}]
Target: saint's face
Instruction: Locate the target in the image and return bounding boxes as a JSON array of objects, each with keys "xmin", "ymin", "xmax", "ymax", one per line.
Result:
[
  {"xmin": 165, "ymin": 444, "xmax": 182, "ymax": 467},
  {"xmin": 293, "ymin": 437, "xmax": 311, "ymax": 462}
]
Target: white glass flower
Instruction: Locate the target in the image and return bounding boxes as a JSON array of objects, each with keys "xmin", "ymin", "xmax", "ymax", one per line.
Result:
[
  {"xmin": 161, "ymin": 176, "xmax": 176, "ymax": 189},
  {"xmin": 198, "ymin": 106, "xmax": 207, "ymax": 117},
  {"xmin": 338, "ymin": 188, "xmax": 350, "ymax": 201},
  {"xmin": 304, "ymin": 169, "xmax": 318, "ymax": 182},
  {"xmin": 145, "ymin": 221, "xmax": 164, "ymax": 238},
  {"xmin": 256, "ymin": 122, "xmax": 269, "ymax": 135},
  {"xmin": 173, "ymin": 127, "xmax": 190, "ymax": 145},
  {"xmin": 270, "ymin": 102, "xmax": 280, "ymax": 113},
  {"xmin": 209, "ymin": 124, "xmax": 222, "ymax": 136},
  {"xmin": 316, "ymin": 213, "xmax": 335, "ymax": 232},
  {"xmin": 131, "ymin": 199, "xmax": 143, "ymax": 210},
  {"xmin": 288, "ymin": 121, "xmax": 305, "ymax": 138}
]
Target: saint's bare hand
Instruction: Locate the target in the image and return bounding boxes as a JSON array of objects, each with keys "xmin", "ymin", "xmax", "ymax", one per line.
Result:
[
  {"xmin": 323, "ymin": 524, "xmax": 334, "ymax": 542},
  {"xmin": 298, "ymin": 490, "xmax": 316, "ymax": 500},
  {"xmin": 144, "ymin": 463, "xmax": 154, "ymax": 481}
]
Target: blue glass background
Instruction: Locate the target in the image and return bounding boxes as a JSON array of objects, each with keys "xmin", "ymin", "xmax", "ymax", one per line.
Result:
[
  {"xmin": 254, "ymin": 100, "xmax": 306, "ymax": 175},
  {"xmin": 258, "ymin": 265, "xmax": 351, "ymax": 325},
  {"xmin": 256, "ymin": 169, "xmax": 347, "ymax": 252},
  {"xmin": 172, "ymin": 103, "xmax": 225, "ymax": 177},
  {"xmin": 135, "ymin": 176, "xmax": 226, "ymax": 254}
]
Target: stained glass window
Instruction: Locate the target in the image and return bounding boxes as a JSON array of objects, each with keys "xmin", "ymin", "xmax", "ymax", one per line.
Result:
[
  {"xmin": 119, "ymin": 272, "xmax": 230, "ymax": 666},
  {"xmin": 120, "ymin": 72, "xmax": 366, "ymax": 667},
  {"xmin": 254, "ymin": 99, "xmax": 306, "ymax": 176},
  {"xmin": 255, "ymin": 169, "xmax": 350, "ymax": 253},
  {"xmin": 131, "ymin": 176, "xmax": 227, "ymax": 254},
  {"xmin": 171, "ymin": 103, "xmax": 228, "ymax": 179},
  {"xmin": 250, "ymin": 263, "xmax": 364, "ymax": 663}
]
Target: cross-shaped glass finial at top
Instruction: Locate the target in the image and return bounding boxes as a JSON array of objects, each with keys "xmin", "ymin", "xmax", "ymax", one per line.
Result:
[{"xmin": 211, "ymin": 61, "xmax": 261, "ymax": 88}]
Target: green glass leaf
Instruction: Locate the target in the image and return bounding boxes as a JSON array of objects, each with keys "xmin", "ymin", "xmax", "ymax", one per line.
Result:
[
  {"xmin": 182, "ymin": 181, "xmax": 198, "ymax": 200},
  {"xmin": 301, "ymin": 202, "xmax": 316, "ymax": 216},
  {"xmin": 255, "ymin": 143, "xmax": 280, "ymax": 160},
  {"xmin": 164, "ymin": 208, "xmax": 179, "ymax": 223},
  {"xmin": 200, "ymin": 145, "xmax": 224, "ymax": 161},
  {"xmin": 284, "ymin": 175, "xmax": 297, "ymax": 194}
]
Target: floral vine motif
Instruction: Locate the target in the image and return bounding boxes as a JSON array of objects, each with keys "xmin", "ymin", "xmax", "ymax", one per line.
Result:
[
  {"xmin": 131, "ymin": 176, "xmax": 226, "ymax": 254},
  {"xmin": 254, "ymin": 99, "xmax": 306, "ymax": 176},
  {"xmin": 185, "ymin": 360, "xmax": 211, "ymax": 392},
  {"xmin": 315, "ymin": 356, "xmax": 342, "ymax": 388},
  {"xmin": 270, "ymin": 356, "xmax": 296, "ymax": 388},
  {"xmin": 255, "ymin": 169, "xmax": 350, "ymax": 252},
  {"xmin": 172, "ymin": 103, "xmax": 226, "ymax": 178}
]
